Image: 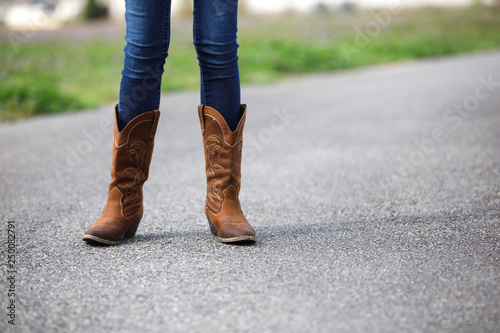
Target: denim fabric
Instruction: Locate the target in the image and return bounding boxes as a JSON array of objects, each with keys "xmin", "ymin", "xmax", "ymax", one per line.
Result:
[{"xmin": 118, "ymin": 0, "xmax": 241, "ymax": 131}]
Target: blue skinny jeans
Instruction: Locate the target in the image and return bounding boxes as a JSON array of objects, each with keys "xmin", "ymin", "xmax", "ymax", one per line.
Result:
[{"xmin": 118, "ymin": 0, "xmax": 241, "ymax": 131}]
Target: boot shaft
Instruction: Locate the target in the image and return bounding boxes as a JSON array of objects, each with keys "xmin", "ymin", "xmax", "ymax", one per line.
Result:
[
  {"xmin": 198, "ymin": 104, "xmax": 246, "ymax": 214},
  {"xmin": 109, "ymin": 106, "xmax": 160, "ymax": 217}
]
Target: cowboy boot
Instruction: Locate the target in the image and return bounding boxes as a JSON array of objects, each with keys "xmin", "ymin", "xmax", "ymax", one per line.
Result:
[
  {"xmin": 82, "ymin": 105, "xmax": 160, "ymax": 245},
  {"xmin": 198, "ymin": 104, "xmax": 256, "ymax": 243}
]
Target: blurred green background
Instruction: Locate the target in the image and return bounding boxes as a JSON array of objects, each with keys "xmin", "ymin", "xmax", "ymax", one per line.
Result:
[{"xmin": 1, "ymin": 2, "xmax": 500, "ymax": 121}]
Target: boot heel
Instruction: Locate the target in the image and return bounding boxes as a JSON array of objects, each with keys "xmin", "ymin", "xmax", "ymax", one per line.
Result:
[
  {"xmin": 124, "ymin": 221, "xmax": 140, "ymax": 238},
  {"xmin": 207, "ymin": 217, "xmax": 218, "ymax": 236}
]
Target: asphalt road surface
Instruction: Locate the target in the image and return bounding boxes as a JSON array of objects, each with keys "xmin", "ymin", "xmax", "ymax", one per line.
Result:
[{"xmin": 1, "ymin": 51, "xmax": 499, "ymax": 332}]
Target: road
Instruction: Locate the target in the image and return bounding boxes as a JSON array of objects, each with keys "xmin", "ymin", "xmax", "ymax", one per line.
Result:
[{"xmin": 1, "ymin": 51, "xmax": 499, "ymax": 332}]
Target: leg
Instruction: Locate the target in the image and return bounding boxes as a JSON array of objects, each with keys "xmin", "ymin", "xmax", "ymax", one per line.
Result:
[
  {"xmin": 193, "ymin": 0, "xmax": 241, "ymax": 131},
  {"xmin": 83, "ymin": 0, "xmax": 170, "ymax": 245},
  {"xmin": 194, "ymin": 1, "xmax": 256, "ymax": 243},
  {"xmin": 118, "ymin": 0, "xmax": 172, "ymax": 131}
]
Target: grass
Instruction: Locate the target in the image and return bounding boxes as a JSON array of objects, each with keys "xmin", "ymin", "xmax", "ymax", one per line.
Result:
[{"xmin": 1, "ymin": 5, "xmax": 500, "ymax": 121}]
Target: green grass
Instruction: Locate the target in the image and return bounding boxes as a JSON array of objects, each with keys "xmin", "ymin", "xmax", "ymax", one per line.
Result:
[{"xmin": 1, "ymin": 5, "xmax": 500, "ymax": 121}]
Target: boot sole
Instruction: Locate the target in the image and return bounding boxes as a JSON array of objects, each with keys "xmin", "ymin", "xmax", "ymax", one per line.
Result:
[
  {"xmin": 218, "ymin": 235, "xmax": 256, "ymax": 243},
  {"xmin": 82, "ymin": 234, "xmax": 122, "ymax": 246},
  {"xmin": 82, "ymin": 221, "xmax": 140, "ymax": 246},
  {"xmin": 207, "ymin": 217, "xmax": 256, "ymax": 243}
]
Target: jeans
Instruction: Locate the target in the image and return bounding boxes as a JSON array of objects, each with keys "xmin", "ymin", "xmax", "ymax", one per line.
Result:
[{"xmin": 118, "ymin": 0, "xmax": 241, "ymax": 131}]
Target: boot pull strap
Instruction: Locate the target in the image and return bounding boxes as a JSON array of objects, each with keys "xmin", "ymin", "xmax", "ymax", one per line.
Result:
[
  {"xmin": 149, "ymin": 110, "xmax": 160, "ymax": 141},
  {"xmin": 198, "ymin": 105, "xmax": 206, "ymax": 135}
]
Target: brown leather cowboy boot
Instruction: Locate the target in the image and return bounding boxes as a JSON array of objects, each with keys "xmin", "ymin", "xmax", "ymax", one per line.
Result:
[
  {"xmin": 82, "ymin": 105, "xmax": 160, "ymax": 245},
  {"xmin": 198, "ymin": 104, "xmax": 256, "ymax": 243}
]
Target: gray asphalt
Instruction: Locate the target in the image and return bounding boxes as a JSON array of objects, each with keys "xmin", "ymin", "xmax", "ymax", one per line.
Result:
[{"xmin": 1, "ymin": 51, "xmax": 499, "ymax": 333}]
